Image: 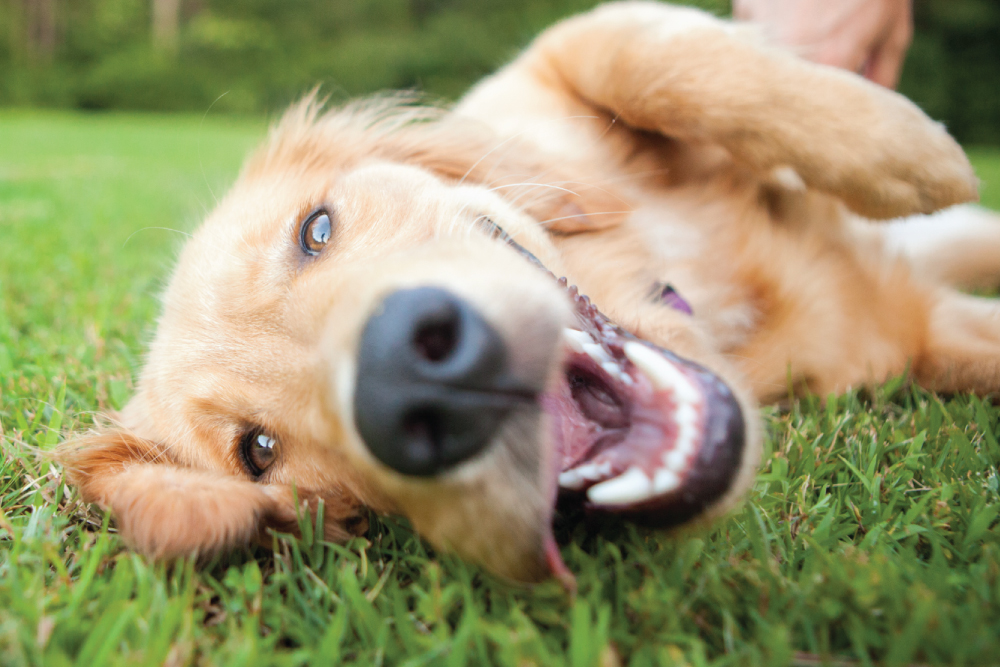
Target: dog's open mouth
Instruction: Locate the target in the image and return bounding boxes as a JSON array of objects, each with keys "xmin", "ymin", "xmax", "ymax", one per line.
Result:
[
  {"xmin": 545, "ymin": 282, "xmax": 745, "ymax": 523},
  {"xmin": 480, "ymin": 220, "xmax": 746, "ymax": 532},
  {"xmin": 535, "ymin": 279, "xmax": 746, "ymax": 588}
]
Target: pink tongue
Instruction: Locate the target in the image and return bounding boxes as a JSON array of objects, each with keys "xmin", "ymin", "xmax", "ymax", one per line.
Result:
[
  {"xmin": 593, "ymin": 403, "xmax": 680, "ymax": 478},
  {"xmin": 544, "ymin": 534, "xmax": 576, "ymax": 593},
  {"xmin": 543, "ymin": 363, "xmax": 685, "ymax": 489},
  {"xmin": 541, "ymin": 389, "xmax": 614, "ymax": 470}
]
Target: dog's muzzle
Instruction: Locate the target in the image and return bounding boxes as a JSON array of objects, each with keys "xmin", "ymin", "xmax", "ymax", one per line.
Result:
[{"xmin": 353, "ymin": 287, "xmax": 537, "ymax": 476}]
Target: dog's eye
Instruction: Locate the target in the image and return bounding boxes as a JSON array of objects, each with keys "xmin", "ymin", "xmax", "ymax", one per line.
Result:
[
  {"xmin": 241, "ymin": 430, "xmax": 279, "ymax": 477},
  {"xmin": 300, "ymin": 209, "xmax": 334, "ymax": 255}
]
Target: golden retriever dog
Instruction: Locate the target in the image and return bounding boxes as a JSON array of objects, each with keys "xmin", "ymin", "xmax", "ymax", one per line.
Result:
[{"xmin": 61, "ymin": 2, "xmax": 1000, "ymax": 584}]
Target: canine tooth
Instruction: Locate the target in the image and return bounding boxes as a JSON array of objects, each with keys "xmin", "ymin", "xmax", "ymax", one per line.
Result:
[
  {"xmin": 583, "ymin": 343, "xmax": 613, "ymax": 365},
  {"xmin": 663, "ymin": 449, "xmax": 689, "ymax": 471},
  {"xmin": 587, "ymin": 467, "xmax": 654, "ymax": 505},
  {"xmin": 562, "ymin": 328, "xmax": 593, "ymax": 353},
  {"xmin": 601, "ymin": 362, "xmax": 621, "ymax": 377},
  {"xmin": 653, "ymin": 468, "xmax": 681, "ymax": 494},
  {"xmin": 623, "ymin": 342, "xmax": 701, "ymax": 404}
]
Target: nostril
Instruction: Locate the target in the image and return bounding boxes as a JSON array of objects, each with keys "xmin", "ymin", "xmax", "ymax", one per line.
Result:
[
  {"xmin": 413, "ymin": 317, "xmax": 459, "ymax": 362},
  {"xmin": 402, "ymin": 409, "xmax": 445, "ymax": 468}
]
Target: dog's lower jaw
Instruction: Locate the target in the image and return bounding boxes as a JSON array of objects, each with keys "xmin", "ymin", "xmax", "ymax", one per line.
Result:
[{"xmin": 349, "ymin": 403, "xmax": 569, "ymax": 585}]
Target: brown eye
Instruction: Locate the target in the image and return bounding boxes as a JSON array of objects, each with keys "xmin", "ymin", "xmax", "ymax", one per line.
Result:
[
  {"xmin": 300, "ymin": 209, "xmax": 334, "ymax": 255},
  {"xmin": 241, "ymin": 430, "xmax": 278, "ymax": 477}
]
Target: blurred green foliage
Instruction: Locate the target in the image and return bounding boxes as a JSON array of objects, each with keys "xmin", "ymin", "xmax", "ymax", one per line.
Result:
[
  {"xmin": 0, "ymin": 0, "xmax": 997, "ymax": 143},
  {"xmin": 901, "ymin": 0, "xmax": 1000, "ymax": 144}
]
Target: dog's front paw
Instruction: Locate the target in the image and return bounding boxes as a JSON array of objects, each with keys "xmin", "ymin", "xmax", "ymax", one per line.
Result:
[
  {"xmin": 840, "ymin": 101, "xmax": 977, "ymax": 219},
  {"xmin": 785, "ymin": 78, "xmax": 980, "ymax": 220}
]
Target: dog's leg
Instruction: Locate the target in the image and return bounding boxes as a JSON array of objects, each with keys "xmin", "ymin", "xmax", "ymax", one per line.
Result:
[
  {"xmin": 469, "ymin": 1, "xmax": 976, "ymax": 220},
  {"xmin": 882, "ymin": 205, "xmax": 1000, "ymax": 290},
  {"xmin": 916, "ymin": 290, "xmax": 1000, "ymax": 393}
]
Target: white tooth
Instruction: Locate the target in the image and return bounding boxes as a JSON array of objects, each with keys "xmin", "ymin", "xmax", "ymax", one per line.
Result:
[
  {"xmin": 664, "ymin": 449, "xmax": 689, "ymax": 471},
  {"xmin": 601, "ymin": 362, "xmax": 621, "ymax": 377},
  {"xmin": 675, "ymin": 402, "xmax": 698, "ymax": 427},
  {"xmin": 583, "ymin": 343, "xmax": 613, "ymax": 365},
  {"xmin": 675, "ymin": 438, "xmax": 695, "ymax": 459},
  {"xmin": 558, "ymin": 470, "xmax": 587, "ymax": 490},
  {"xmin": 620, "ymin": 373, "xmax": 634, "ymax": 386},
  {"xmin": 562, "ymin": 329, "xmax": 592, "ymax": 353},
  {"xmin": 623, "ymin": 342, "xmax": 701, "ymax": 404},
  {"xmin": 653, "ymin": 468, "xmax": 681, "ymax": 494},
  {"xmin": 587, "ymin": 467, "xmax": 654, "ymax": 505},
  {"xmin": 558, "ymin": 461, "xmax": 611, "ymax": 489},
  {"xmin": 590, "ymin": 461, "xmax": 613, "ymax": 478}
]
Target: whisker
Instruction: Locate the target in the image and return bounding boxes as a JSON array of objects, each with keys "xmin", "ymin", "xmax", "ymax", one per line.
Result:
[
  {"xmin": 198, "ymin": 91, "xmax": 231, "ymax": 207},
  {"xmin": 580, "ymin": 167, "xmax": 672, "ymax": 186},
  {"xmin": 535, "ymin": 210, "xmax": 632, "ymax": 227},
  {"xmin": 489, "ymin": 182, "xmax": 583, "ymax": 197}
]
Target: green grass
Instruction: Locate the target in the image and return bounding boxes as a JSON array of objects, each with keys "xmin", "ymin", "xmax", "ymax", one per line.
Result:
[{"xmin": 2, "ymin": 113, "xmax": 1000, "ymax": 666}]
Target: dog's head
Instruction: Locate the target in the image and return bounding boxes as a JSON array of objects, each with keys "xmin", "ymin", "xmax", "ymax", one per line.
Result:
[{"xmin": 61, "ymin": 99, "xmax": 759, "ymax": 583}]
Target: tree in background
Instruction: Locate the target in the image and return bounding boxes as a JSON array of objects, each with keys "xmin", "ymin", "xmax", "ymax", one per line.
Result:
[
  {"xmin": 0, "ymin": 0, "xmax": 996, "ymax": 145},
  {"xmin": 6, "ymin": 0, "xmax": 58, "ymax": 64},
  {"xmin": 151, "ymin": 0, "xmax": 180, "ymax": 53},
  {"xmin": 900, "ymin": 0, "xmax": 1000, "ymax": 144}
]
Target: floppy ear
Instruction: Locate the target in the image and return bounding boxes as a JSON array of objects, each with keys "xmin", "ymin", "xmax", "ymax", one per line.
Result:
[
  {"xmin": 58, "ymin": 428, "xmax": 366, "ymax": 558},
  {"xmin": 59, "ymin": 429, "xmax": 282, "ymax": 558}
]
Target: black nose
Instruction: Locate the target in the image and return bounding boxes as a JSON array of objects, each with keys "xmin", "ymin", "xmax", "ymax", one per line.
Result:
[{"xmin": 353, "ymin": 287, "xmax": 535, "ymax": 476}]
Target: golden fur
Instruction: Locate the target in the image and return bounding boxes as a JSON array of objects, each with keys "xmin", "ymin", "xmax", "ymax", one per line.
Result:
[{"xmin": 61, "ymin": 2, "xmax": 1000, "ymax": 582}]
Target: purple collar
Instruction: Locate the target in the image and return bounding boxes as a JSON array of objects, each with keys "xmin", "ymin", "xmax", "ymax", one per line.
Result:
[{"xmin": 653, "ymin": 282, "xmax": 693, "ymax": 315}]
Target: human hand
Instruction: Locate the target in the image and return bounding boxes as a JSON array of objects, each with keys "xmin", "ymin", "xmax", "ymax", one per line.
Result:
[{"xmin": 732, "ymin": 0, "xmax": 913, "ymax": 88}]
